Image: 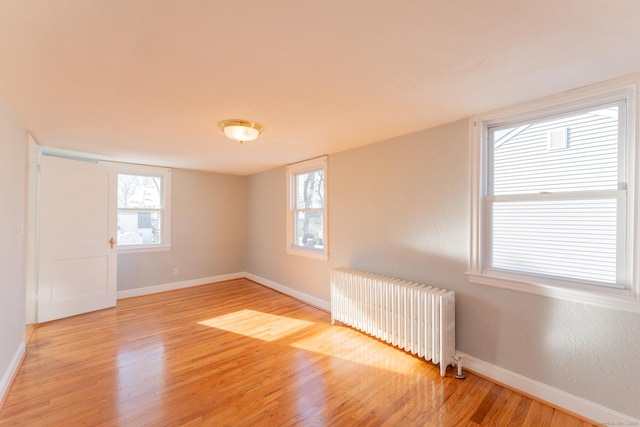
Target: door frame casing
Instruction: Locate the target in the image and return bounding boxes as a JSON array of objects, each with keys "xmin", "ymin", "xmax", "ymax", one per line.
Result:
[{"xmin": 24, "ymin": 134, "xmax": 40, "ymax": 326}]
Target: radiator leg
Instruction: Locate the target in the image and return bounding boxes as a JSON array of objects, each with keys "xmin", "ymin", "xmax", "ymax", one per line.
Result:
[{"xmin": 454, "ymin": 355, "xmax": 465, "ymax": 380}]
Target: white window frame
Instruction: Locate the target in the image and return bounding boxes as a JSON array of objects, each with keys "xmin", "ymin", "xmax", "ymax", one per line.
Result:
[
  {"xmin": 468, "ymin": 75, "xmax": 640, "ymax": 313},
  {"xmin": 102, "ymin": 162, "xmax": 171, "ymax": 254},
  {"xmin": 286, "ymin": 156, "xmax": 329, "ymax": 260}
]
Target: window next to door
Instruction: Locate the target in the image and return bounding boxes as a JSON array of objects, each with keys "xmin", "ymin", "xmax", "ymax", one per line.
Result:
[{"xmin": 104, "ymin": 162, "xmax": 171, "ymax": 253}]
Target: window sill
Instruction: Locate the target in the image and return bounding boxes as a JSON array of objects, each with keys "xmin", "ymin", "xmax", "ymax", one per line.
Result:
[
  {"xmin": 286, "ymin": 247, "xmax": 329, "ymax": 261},
  {"xmin": 466, "ymin": 271, "xmax": 640, "ymax": 314},
  {"xmin": 118, "ymin": 245, "xmax": 171, "ymax": 254}
]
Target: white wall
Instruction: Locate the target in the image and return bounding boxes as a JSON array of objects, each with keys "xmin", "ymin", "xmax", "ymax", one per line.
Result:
[
  {"xmin": 117, "ymin": 168, "xmax": 246, "ymax": 291},
  {"xmin": 245, "ymin": 119, "xmax": 640, "ymax": 419},
  {"xmin": 0, "ymin": 100, "xmax": 26, "ymax": 402}
]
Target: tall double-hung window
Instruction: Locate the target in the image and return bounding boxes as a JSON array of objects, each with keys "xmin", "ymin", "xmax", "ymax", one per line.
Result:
[
  {"xmin": 286, "ymin": 156, "xmax": 328, "ymax": 260},
  {"xmin": 469, "ymin": 80, "xmax": 638, "ymax": 309}
]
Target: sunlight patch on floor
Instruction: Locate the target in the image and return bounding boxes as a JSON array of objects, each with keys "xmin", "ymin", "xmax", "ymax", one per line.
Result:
[
  {"xmin": 199, "ymin": 309, "xmax": 425, "ymax": 374},
  {"xmin": 290, "ymin": 327, "xmax": 421, "ymax": 374},
  {"xmin": 198, "ymin": 309, "xmax": 314, "ymax": 342}
]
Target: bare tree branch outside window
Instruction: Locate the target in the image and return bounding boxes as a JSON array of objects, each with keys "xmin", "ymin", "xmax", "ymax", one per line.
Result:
[{"xmin": 296, "ymin": 170, "xmax": 324, "ymax": 249}]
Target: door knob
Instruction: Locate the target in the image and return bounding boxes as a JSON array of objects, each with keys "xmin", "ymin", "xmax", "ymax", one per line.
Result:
[{"xmin": 109, "ymin": 237, "xmax": 116, "ymax": 249}]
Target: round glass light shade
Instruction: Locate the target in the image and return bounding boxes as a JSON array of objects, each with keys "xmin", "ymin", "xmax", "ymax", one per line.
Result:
[{"xmin": 219, "ymin": 119, "xmax": 263, "ymax": 143}]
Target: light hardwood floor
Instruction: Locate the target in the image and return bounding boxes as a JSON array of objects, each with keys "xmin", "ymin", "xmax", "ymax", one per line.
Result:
[{"xmin": 0, "ymin": 279, "xmax": 596, "ymax": 426}]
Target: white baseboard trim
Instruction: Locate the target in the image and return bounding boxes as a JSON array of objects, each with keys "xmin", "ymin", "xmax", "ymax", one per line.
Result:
[
  {"xmin": 457, "ymin": 352, "xmax": 637, "ymax": 424},
  {"xmin": 116, "ymin": 272, "xmax": 245, "ymax": 299},
  {"xmin": 243, "ymin": 272, "xmax": 331, "ymax": 312},
  {"xmin": 0, "ymin": 342, "xmax": 25, "ymax": 406}
]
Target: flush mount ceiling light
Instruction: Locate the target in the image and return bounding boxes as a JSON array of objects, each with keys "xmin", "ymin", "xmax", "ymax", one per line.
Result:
[{"xmin": 218, "ymin": 119, "xmax": 263, "ymax": 144}]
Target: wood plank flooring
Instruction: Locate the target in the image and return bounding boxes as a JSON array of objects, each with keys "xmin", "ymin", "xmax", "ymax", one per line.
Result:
[{"xmin": 0, "ymin": 279, "xmax": 596, "ymax": 426}]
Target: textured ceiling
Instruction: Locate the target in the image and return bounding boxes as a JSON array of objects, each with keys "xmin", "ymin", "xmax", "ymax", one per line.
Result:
[{"xmin": 1, "ymin": 0, "xmax": 640, "ymax": 175}]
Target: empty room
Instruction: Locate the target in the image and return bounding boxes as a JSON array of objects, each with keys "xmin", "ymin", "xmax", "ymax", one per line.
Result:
[{"xmin": 1, "ymin": 1, "xmax": 640, "ymax": 425}]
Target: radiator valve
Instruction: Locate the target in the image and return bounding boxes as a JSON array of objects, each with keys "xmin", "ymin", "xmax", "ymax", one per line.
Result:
[{"xmin": 454, "ymin": 355, "xmax": 466, "ymax": 379}]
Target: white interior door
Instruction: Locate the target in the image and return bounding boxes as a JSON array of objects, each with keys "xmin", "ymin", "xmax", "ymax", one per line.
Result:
[{"xmin": 38, "ymin": 156, "xmax": 117, "ymax": 323}]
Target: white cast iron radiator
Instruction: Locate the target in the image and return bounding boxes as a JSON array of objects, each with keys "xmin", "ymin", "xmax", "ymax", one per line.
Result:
[{"xmin": 330, "ymin": 267, "xmax": 456, "ymax": 377}]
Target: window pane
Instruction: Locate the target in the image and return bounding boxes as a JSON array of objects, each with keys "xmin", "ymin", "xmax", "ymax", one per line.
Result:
[
  {"xmin": 117, "ymin": 211, "xmax": 161, "ymax": 245},
  {"xmin": 491, "ymin": 106, "xmax": 619, "ymax": 195},
  {"xmin": 295, "ymin": 170, "xmax": 324, "ymax": 209},
  {"xmin": 491, "ymin": 199, "xmax": 618, "ymax": 287},
  {"xmin": 294, "ymin": 210, "xmax": 324, "ymax": 250},
  {"xmin": 118, "ymin": 174, "xmax": 162, "ymax": 209}
]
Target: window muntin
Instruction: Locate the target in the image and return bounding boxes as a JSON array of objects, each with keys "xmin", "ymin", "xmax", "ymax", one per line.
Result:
[
  {"xmin": 286, "ymin": 157, "xmax": 328, "ymax": 259},
  {"xmin": 485, "ymin": 102, "xmax": 626, "ymax": 290}
]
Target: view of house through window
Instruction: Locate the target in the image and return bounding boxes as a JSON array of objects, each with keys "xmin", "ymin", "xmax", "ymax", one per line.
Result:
[{"xmin": 477, "ymin": 95, "xmax": 631, "ymax": 292}]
